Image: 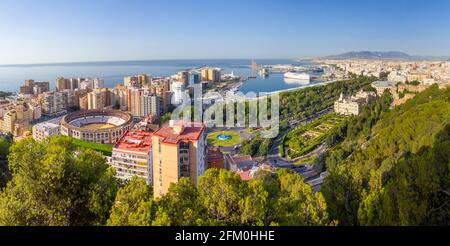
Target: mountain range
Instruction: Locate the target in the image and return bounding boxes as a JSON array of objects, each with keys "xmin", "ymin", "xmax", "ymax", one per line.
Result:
[{"xmin": 322, "ymin": 51, "xmax": 450, "ymax": 60}]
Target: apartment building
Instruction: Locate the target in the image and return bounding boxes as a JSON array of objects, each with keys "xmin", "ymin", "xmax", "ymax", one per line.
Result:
[
  {"xmin": 40, "ymin": 91, "xmax": 65, "ymax": 115},
  {"xmin": 32, "ymin": 121, "xmax": 60, "ymax": 141},
  {"xmin": 200, "ymin": 67, "xmax": 221, "ymax": 82},
  {"xmin": 152, "ymin": 120, "xmax": 206, "ymax": 198},
  {"xmin": 111, "ymin": 130, "xmax": 153, "ymax": 184}
]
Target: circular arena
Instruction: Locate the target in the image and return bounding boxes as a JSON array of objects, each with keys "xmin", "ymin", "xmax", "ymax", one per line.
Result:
[{"xmin": 60, "ymin": 110, "xmax": 134, "ymax": 144}]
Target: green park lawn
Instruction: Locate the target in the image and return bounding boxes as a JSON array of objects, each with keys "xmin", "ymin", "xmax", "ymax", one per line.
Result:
[
  {"xmin": 72, "ymin": 138, "xmax": 113, "ymax": 156},
  {"xmin": 207, "ymin": 131, "xmax": 242, "ymax": 147}
]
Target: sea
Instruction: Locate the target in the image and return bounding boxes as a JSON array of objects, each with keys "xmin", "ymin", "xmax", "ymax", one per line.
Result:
[{"xmin": 0, "ymin": 59, "xmax": 323, "ymax": 94}]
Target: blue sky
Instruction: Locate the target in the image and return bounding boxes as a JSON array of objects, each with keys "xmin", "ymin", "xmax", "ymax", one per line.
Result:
[{"xmin": 0, "ymin": 0, "xmax": 449, "ymax": 64}]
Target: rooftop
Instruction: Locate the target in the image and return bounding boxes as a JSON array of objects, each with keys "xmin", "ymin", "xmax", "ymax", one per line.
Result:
[
  {"xmin": 113, "ymin": 130, "xmax": 153, "ymax": 154},
  {"xmin": 225, "ymin": 154, "xmax": 256, "ymax": 172},
  {"xmin": 372, "ymin": 80, "xmax": 396, "ymax": 87},
  {"xmin": 34, "ymin": 122, "xmax": 60, "ymax": 130},
  {"xmin": 153, "ymin": 121, "xmax": 205, "ymax": 144},
  {"xmin": 207, "ymin": 147, "xmax": 224, "ymax": 161}
]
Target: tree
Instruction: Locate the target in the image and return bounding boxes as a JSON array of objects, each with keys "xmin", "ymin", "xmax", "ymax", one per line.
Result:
[
  {"xmin": 322, "ymin": 164, "xmax": 363, "ymax": 225},
  {"xmin": 359, "ymin": 126, "xmax": 450, "ymax": 225},
  {"xmin": 0, "ymin": 136, "xmax": 12, "ymax": 188},
  {"xmin": 0, "ymin": 136, "xmax": 118, "ymax": 226},
  {"xmin": 160, "ymin": 112, "xmax": 172, "ymax": 125},
  {"xmin": 107, "ymin": 177, "xmax": 153, "ymax": 226},
  {"xmin": 198, "ymin": 169, "xmax": 248, "ymax": 225},
  {"xmin": 275, "ymin": 169, "xmax": 329, "ymax": 225},
  {"xmin": 155, "ymin": 178, "xmax": 205, "ymax": 226},
  {"xmin": 322, "ymin": 85, "xmax": 450, "ymax": 225}
]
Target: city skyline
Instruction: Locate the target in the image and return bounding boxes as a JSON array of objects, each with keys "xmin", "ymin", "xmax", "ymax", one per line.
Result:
[{"xmin": 1, "ymin": 0, "xmax": 450, "ymax": 65}]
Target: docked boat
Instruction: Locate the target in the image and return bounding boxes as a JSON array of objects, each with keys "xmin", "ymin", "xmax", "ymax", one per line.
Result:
[{"xmin": 283, "ymin": 72, "xmax": 311, "ymax": 82}]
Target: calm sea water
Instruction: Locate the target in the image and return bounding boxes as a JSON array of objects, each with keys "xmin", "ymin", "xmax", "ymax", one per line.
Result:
[{"xmin": 0, "ymin": 59, "xmax": 316, "ymax": 93}]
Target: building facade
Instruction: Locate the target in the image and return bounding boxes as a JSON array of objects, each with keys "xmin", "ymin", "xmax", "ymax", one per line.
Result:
[
  {"xmin": 32, "ymin": 122, "xmax": 60, "ymax": 141},
  {"xmin": 111, "ymin": 130, "xmax": 153, "ymax": 183},
  {"xmin": 334, "ymin": 90, "xmax": 377, "ymax": 116},
  {"xmin": 152, "ymin": 121, "xmax": 206, "ymax": 198}
]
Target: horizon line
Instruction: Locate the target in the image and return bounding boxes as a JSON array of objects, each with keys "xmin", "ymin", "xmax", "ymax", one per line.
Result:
[{"xmin": 0, "ymin": 57, "xmax": 313, "ymax": 67}]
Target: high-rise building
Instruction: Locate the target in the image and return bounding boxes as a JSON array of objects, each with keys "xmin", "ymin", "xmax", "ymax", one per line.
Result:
[
  {"xmin": 112, "ymin": 85, "xmax": 129, "ymax": 111},
  {"xmin": 138, "ymin": 74, "xmax": 151, "ymax": 86},
  {"xmin": 87, "ymin": 88, "xmax": 113, "ymax": 110},
  {"xmin": 92, "ymin": 78, "xmax": 105, "ymax": 89},
  {"xmin": 80, "ymin": 78, "xmax": 104, "ymax": 90},
  {"xmin": 177, "ymin": 71, "xmax": 189, "ymax": 86},
  {"xmin": 124, "ymin": 74, "xmax": 151, "ymax": 88},
  {"xmin": 79, "ymin": 95, "xmax": 89, "ymax": 110},
  {"xmin": 208, "ymin": 68, "xmax": 221, "ymax": 82},
  {"xmin": 201, "ymin": 68, "xmax": 209, "ymax": 81},
  {"xmin": 171, "ymin": 81, "xmax": 185, "ymax": 105},
  {"xmin": 29, "ymin": 103, "xmax": 42, "ymax": 120},
  {"xmin": 32, "ymin": 81, "xmax": 51, "ymax": 95},
  {"xmin": 200, "ymin": 68, "xmax": 221, "ymax": 82},
  {"xmin": 40, "ymin": 92, "xmax": 64, "ymax": 115},
  {"xmin": 124, "ymin": 76, "xmax": 139, "ymax": 88},
  {"xmin": 191, "ymin": 73, "xmax": 200, "ymax": 84},
  {"xmin": 19, "ymin": 80, "xmax": 50, "ymax": 95},
  {"xmin": 56, "ymin": 77, "xmax": 80, "ymax": 91},
  {"xmin": 152, "ymin": 121, "xmax": 206, "ymax": 198},
  {"xmin": 111, "ymin": 130, "xmax": 153, "ymax": 183},
  {"xmin": 56, "ymin": 77, "xmax": 69, "ymax": 91},
  {"xmin": 128, "ymin": 88, "xmax": 161, "ymax": 118},
  {"xmin": 140, "ymin": 91, "xmax": 161, "ymax": 118}
]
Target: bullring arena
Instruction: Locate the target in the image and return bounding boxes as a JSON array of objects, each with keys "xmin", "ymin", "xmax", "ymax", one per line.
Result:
[{"xmin": 60, "ymin": 110, "xmax": 134, "ymax": 144}]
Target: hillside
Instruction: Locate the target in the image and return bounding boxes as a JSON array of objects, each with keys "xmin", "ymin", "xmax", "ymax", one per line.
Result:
[
  {"xmin": 324, "ymin": 51, "xmax": 412, "ymax": 60},
  {"xmin": 323, "ymin": 51, "xmax": 450, "ymax": 61},
  {"xmin": 322, "ymin": 85, "xmax": 450, "ymax": 225}
]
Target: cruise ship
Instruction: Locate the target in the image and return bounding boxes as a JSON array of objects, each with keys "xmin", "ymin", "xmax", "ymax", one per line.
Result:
[{"xmin": 283, "ymin": 72, "xmax": 311, "ymax": 81}]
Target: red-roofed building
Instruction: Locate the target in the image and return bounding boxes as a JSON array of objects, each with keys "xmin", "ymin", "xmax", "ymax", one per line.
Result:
[
  {"xmin": 152, "ymin": 120, "xmax": 206, "ymax": 198},
  {"xmin": 111, "ymin": 129, "xmax": 153, "ymax": 183},
  {"xmin": 207, "ymin": 147, "xmax": 224, "ymax": 169}
]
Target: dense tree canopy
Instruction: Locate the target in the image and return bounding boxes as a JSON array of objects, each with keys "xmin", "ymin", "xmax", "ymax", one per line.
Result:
[
  {"xmin": 322, "ymin": 85, "xmax": 450, "ymax": 225},
  {"xmin": 107, "ymin": 177, "xmax": 153, "ymax": 226},
  {"xmin": 0, "ymin": 136, "xmax": 119, "ymax": 226},
  {"xmin": 280, "ymin": 75, "xmax": 377, "ymax": 122},
  {"xmin": 107, "ymin": 168, "xmax": 330, "ymax": 226},
  {"xmin": 0, "ymin": 136, "xmax": 12, "ymax": 188}
]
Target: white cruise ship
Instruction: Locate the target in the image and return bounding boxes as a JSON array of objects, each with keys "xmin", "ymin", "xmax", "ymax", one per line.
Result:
[{"xmin": 283, "ymin": 72, "xmax": 311, "ymax": 81}]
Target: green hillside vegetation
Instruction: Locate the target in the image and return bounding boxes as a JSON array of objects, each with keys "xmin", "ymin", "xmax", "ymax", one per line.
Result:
[
  {"xmin": 285, "ymin": 114, "xmax": 347, "ymax": 158},
  {"xmin": 322, "ymin": 85, "xmax": 450, "ymax": 225},
  {"xmin": 0, "ymin": 91, "xmax": 13, "ymax": 98},
  {"xmin": 72, "ymin": 138, "xmax": 113, "ymax": 156},
  {"xmin": 0, "ymin": 136, "xmax": 12, "ymax": 188},
  {"xmin": 240, "ymin": 134, "xmax": 274, "ymax": 157},
  {"xmin": 279, "ymin": 74, "xmax": 377, "ymax": 121}
]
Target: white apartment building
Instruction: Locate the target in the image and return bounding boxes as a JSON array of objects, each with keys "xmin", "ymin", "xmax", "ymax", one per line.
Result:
[
  {"xmin": 111, "ymin": 130, "xmax": 153, "ymax": 184},
  {"xmin": 171, "ymin": 81, "xmax": 186, "ymax": 105},
  {"xmin": 32, "ymin": 122, "xmax": 60, "ymax": 141}
]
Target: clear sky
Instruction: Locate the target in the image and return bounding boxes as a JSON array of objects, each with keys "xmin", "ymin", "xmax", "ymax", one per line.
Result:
[{"xmin": 0, "ymin": 0, "xmax": 449, "ymax": 64}]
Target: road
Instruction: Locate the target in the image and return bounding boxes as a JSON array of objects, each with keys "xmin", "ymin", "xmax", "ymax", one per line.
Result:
[
  {"xmin": 267, "ymin": 106, "xmax": 333, "ymax": 160},
  {"xmin": 264, "ymin": 106, "xmax": 333, "ymax": 182}
]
